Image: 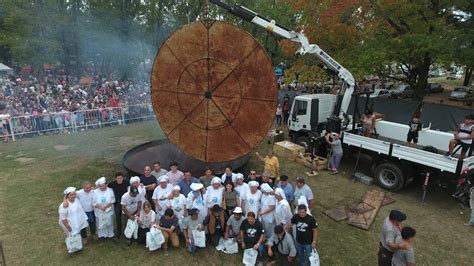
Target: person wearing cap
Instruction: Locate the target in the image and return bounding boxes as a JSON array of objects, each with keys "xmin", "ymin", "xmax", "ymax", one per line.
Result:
[
  {"xmin": 167, "ymin": 161, "xmax": 184, "ymax": 185},
  {"xmin": 140, "ymin": 166, "xmax": 157, "ymax": 208},
  {"xmin": 446, "ymin": 114, "xmax": 473, "ymax": 159},
  {"xmin": 58, "ymin": 187, "xmax": 89, "ymax": 247},
  {"xmin": 266, "ymin": 225, "xmax": 297, "ymax": 266},
  {"xmin": 260, "ymin": 183, "xmax": 276, "ymax": 241},
  {"xmin": 221, "ymin": 165, "xmax": 238, "ymax": 185},
  {"xmin": 158, "ymin": 208, "xmax": 180, "ymax": 256},
  {"xmin": 205, "ymin": 177, "xmax": 225, "ymax": 211},
  {"xmin": 108, "ymin": 172, "xmax": 129, "ymax": 238},
  {"xmin": 121, "ymin": 186, "xmax": 142, "ymax": 245},
  {"xmin": 199, "ymin": 167, "xmax": 216, "ymax": 188},
  {"xmin": 255, "ymin": 150, "xmax": 280, "ymax": 178},
  {"xmin": 294, "ymin": 177, "xmax": 314, "ymax": 210},
  {"xmin": 392, "ymin": 226, "xmax": 416, "ymax": 266},
  {"xmin": 151, "ymin": 161, "xmax": 168, "ymax": 180},
  {"xmin": 137, "ymin": 201, "xmax": 156, "ymax": 244},
  {"xmin": 325, "ymin": 132, "xmax": 343, "ymax": 174},
  {"xmin": 223, "ymin": 182, "xmax": 240, "ymax": 217},
  {"xmin": 235, "ymin": 173, "xmax": 250, "ymax": 208},
  {"xmin": 77, "ymin": 181, "xmax": 97, "ymax": 242},
  {"xmin": 182, "ymin": 208, "xmax": 205, "ymax": 254},
  {"xmin": 274, "ymin": 188, "xmax": 293, "ymax": 228},
  {"xmin": 187, "ymin": 183, "xmax": 207, "ymax": 220},
  {"xmin": 378, "ymin": 210, "xmax": 409, "ymax": 266},
  {"xmin": 204, "ymin": 204, "xmax": 228, "ymax": 247},
  {"xmin": 287, "ymin": 204, "xmax": 318, "ymax": 266},
  {"xmin": 178, "ymin": 170, "xmax": 201, "ymax": 197},
  {"xmin": 152, "ymin": 175, "xmax": 173, "ymax": 218},
  {"xmin": 93, "ymin": 177, "xmax": 115, "ymax": 239},
  {"xmin": 243, "ymin": 181, "xmax": 262, "ymax": 219},
  {"xmin": 168, "ymin": 185, "xmax": 187, "ymax": 227},
  {"xmin": 240, "ymin": 211, "xmax": 265, "ymax": 266},
  {"xmin": 225, "ymin": 207, "xmax": 244, "ymax": 241},
  {"xmin": 276, "ymin": 175, "xmax": 294, "ymax": 206}
]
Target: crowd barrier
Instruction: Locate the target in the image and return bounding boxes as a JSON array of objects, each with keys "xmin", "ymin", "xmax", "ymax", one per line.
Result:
[{"xmin": 1, "ymin": 103, "xmax": 154, "ymax": 141}]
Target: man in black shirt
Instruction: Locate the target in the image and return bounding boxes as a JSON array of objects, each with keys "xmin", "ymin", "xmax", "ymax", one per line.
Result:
[
  {"xmin": 140, "ymin": 165, "xmax": 157, "ymax": 208},
  {"xmin": 240, "ymin": 211, "xmax": 265, "ymax": 265},
  {"xmin": 244, "ymin": 170, "xmax": 262, "ymax": 185},
  {"xmin": 287, "ymin": 204, "xmax": 318, "ymax": 266},
  {"xmin": 108, "ymin": 172, "xmax": 129, "ymax": 238}
]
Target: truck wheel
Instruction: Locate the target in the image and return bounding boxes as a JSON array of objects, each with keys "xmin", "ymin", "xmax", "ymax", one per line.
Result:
[
  {"xmin": 374, "ymin": 162, "xmax": 405, "ymax": 191},
  {"xmin": 296, "ymin": 136, "xmax": 311, "ymax": 152}
]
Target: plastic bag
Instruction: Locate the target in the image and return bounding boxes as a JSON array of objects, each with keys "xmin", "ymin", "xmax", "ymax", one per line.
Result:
[
  {"xmin": 243, "ymin": 248, "xmax": 258, "ymax": 265},
  {"xmin": 66, "ymin": 233, "xmax": 82, "ymax": 254},
  {"xmin": 192, "ymin": 229, "xmax": 206, "ymax": 248},
  {"xmin": 146, "ymin": 227, "xmax": 162, "ymax": 251},
  {"xmin": 309, "ymin": 248, "xmax": 320, "ymax": 266},
  {"xmin": 223, "ymin": 238, "xmax": 238, "ymax": 254},
  {"xmin": 124, "ymin": 219, "xmax": 138, "ymax": 239}
]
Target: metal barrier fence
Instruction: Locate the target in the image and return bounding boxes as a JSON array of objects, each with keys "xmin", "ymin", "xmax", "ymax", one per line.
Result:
[{"xmin": 1, "ymin": 103, "xmax": 155, "ymax": 141}]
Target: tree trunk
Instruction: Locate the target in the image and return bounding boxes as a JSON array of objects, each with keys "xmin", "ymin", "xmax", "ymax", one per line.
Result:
[{"xmin": 463, "ymin": 67, "xmax": 472, "ymax": 86}]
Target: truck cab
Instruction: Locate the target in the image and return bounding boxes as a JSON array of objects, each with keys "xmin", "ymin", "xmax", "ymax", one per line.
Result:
[{"xmin": 288, "ymin": 94, "xmax": 336, "ymax": 150}]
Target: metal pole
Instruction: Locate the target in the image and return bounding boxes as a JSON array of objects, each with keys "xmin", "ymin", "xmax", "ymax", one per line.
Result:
[
  {"xmin": 422, "ymin": 172, "xmax": 430, "ymax": 203},
  {"xmin": 9, "ymin": 117, "xmax": 15, "ymax": 142}
]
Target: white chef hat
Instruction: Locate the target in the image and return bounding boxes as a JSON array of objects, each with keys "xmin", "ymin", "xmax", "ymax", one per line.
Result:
[
  {"xmin": 63, "ymin": 187, "xmax": 76, "ymax": 195},
  {"xmin": 173, "ymin": 185, "xmax": 181, "ymax": 191},
  {"xmin": 248, "ymin": 181, "xmax": 259, "ymax": 187},
  {"xmin": 298, "ymin": 196, "xmax": 309, "ymax": 207},
  {"xmin": 158, "ymin": 175, "xmax": 169, "ymax": 183},
  {"xmin": 260, "ymin": 183, "xmax": 273, "ymax": 193},
  {"xmin": 95, "ymin": 177, "xmax": 106, "ymax": 186},
  {"xmin": 274, "ymin": 188, "xmax": 286, "ymax": 199},
  {"xmin": 190, "ymin": 183, "xmax": 204, "ymax": 191},
  {"xmin": 236, "ymin": 173, "xmax": 244, "ymax": 180},
  {"xmin": 211, "ymin": 177, "xmax": 222, "ymax": 185},
  {"xmin": 130, "ymin": 176, "xmax": 140, "ymax": 183}
]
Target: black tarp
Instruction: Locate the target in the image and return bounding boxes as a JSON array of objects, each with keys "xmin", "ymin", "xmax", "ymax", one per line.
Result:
[
  {"xmin": 373, "ymin": 98, "xmax": 421, "ymax": 124},
  {"xmin": 420, "ymin": 103, "xmax": 473, "ymax": 131}
]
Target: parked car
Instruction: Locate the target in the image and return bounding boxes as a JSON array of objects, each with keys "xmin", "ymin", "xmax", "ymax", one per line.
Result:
[
  {"xmin": 361, "ymin": 88, "xmax": 390, "ymax": 98},
  {"xmin": 390, "ymin": 84, "xmax": 412, "ymax": 98},
  {"xmin": 425, "ymin": 83, "xmax": 444, "ymax": 93},
  {"xmin": 449, "ymin": 86, "xmax": 472, "ymax": 100}
]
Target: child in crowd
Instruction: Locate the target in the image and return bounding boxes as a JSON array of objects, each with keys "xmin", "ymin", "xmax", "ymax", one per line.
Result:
[
  {"xmin": 325, "ymin": 132, "xmax": 343, "ymax": 174},
  {"xmin": 407, "ymin": 115, "xmax": 422, "ymax": 147}
]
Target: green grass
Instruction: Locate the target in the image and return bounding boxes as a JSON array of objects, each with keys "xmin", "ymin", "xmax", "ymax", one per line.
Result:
[{"xmin": 0, "ymin": 120, "xmax": 472, "ymax": 265}]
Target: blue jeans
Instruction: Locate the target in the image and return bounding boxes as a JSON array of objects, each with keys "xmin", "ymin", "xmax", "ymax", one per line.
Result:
[
  {"xmin": 330, "ymin": 153, "xmax": 343, "ymax": 171},
  {"xmin": 469, "ymin": 209, "xmax": 474, "ymax": 225},
  {"xmin": 80, "ymin": 211, "xmax": 96, "ymax": 238},
  {"xmin": 295, "ymin": 241, "xmax": 312, "ymax": 266}
]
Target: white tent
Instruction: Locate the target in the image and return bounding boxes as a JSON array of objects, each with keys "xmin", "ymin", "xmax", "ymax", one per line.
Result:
[{"xmin": 0, "ymin": 63, "xmax": 12, "ymax": 76}]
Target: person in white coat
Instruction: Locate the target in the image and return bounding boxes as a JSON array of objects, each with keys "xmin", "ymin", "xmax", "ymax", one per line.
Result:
[
  {"xmin": 274, "ymin": 188, "xmax": 293, "ymax": 227},
  {"xmin": 243, "ymin": 181, "xmax": 262, "ymax": 218},
  {"xmin": 168, "ymin": 185, "xmax": 187, "ymax": 228},
  {"xmin": 59, "ymin": 187, "xmax": 89, "ymax": 245},
  {"xmin": 187, "ymin": 183, "xmax": 207, "ymax": 220},
  {"xmin": 260, "ymin": 183, "xmax": 276, "ymax": 241},
  {"xmin": 234, "ymin": 173, "xmax": 250, "ymax": 207},
  {"xmin": 205, "ymin": 177, "xmax": 224, "ymax": 211},
  {"xmin": 93, "ymin": 177, "xmax": 115, "ymax": 238},
  {"xmin": 152, "ymin": 175, "xmax": 173, "ymax": 218}
]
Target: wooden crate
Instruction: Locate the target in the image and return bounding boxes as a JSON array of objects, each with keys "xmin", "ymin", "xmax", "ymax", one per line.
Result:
[
  {"xmin": 295, "ymin": 153, "xmax": 328, "ymax": 170},
  {"xmin": 273, "ymin": 141, "xmax": 305, "ymax": 160}
]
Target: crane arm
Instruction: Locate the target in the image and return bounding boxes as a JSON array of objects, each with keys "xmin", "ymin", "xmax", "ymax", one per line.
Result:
[{"xmin": 210, "ymin": 0, "xmax": 355, "ymax": 118}]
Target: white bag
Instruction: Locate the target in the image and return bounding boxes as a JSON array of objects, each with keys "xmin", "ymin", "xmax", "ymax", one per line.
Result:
[
  {"xmin": 66, "ymin": 234, "xmax": 82, "ymax": 254},
  {"xmin": 124, "ymin": 219, "xmax": 138, "ymax": 239},
  {"xmin": 243, "ymin": 248, "xmax": 258, "ymax": 265},
  {"xmin": 309, "ymin": 248, "xmax": 320, "ymax": 266},
  {"xmin": 146, "ymin": 227, "xmax": 163, "ymax": 251},
  {"xmin": 192, "ymin": 229, "xmax": 206, "ymax": 248},
  {"xmin": 223, "ymin": 239, "xmax": 238, "ymax": 254}
]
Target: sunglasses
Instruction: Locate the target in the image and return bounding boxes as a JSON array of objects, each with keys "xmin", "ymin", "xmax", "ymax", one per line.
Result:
[{"xmin": 250, "ymin": 173, "xmax": 256, "ymax": 175}]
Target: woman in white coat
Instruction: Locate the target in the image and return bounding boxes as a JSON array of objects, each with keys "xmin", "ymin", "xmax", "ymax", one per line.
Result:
[
  {"xmin": 93, "ymin": 177, "xmax": 115, "ymax": 238},
  {"xmin": 58, "ymin": 187, "xmax": 89, "ymax": 241},
  {"xmin": 274, "ymin": 188, "xmax": 293, "ymax": 227},
  {"xmin": 168, "ymin": 185, "xmax": 187, "ymax": 228},
  {"xmin": 205, "ymin": 177, "xmax": 224, "ymax": 211}
]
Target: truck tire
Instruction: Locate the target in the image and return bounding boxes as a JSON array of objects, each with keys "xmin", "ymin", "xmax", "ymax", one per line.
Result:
[
  {"xmin": 296, "ymin": 136, "xmax": 311, "ymax": 152},
  {"xmin": 374, "ymin": 162, "xmax": 405, "ymax": 191}
]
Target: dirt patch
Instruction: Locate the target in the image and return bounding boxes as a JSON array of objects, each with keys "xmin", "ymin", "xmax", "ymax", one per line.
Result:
[
  {"xmin": 118, "ymin": 136, "xmax": 143, "ymax": 147},
  {"xmin": 54, "ymin": 145, "xmax": 71, "ymax": 151},
  {"xmin": 15, "ymin": 157, "xmax": 35, "ymax": 163}
]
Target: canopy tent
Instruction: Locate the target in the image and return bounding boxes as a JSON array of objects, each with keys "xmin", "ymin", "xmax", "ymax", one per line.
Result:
[{"xmin": 0, "ymin": 63, "xmax": 12, "ymax": 76}]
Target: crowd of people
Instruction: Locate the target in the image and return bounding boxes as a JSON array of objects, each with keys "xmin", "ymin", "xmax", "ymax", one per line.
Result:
[
  {"xmin": 0, "ymin": 68, "xmax": 151, "ymax": 140},
  {"xmin": 59, "ymin": 154, "xmax": 420, "ymax": 266}
]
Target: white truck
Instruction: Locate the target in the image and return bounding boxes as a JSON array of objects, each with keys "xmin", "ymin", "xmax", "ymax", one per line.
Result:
[{"xmin": 211, "ymin": 0, "xmax": 474, "ymax": 193}]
